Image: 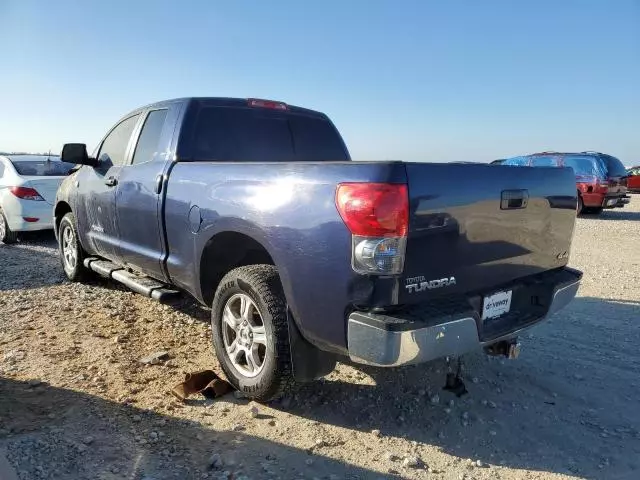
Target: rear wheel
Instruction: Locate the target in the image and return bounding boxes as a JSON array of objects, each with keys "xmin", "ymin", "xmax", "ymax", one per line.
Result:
[
  {"xmin": 0, "ymin": 208, "xmax": 18, "ymax": 244},
  {"xmin": 211, "ymin": 265, "xmax": 294, "ymax": 402},
  {"xmin": 576, "ymin": 194, "xmax": 584, "ymax": 215},
  {"xmin": 583, "ymin": 207, "xmax": 603, "ymax": 215},
  {"xmin": 58, "ymin": 213, "xmax": 89, "ymax": 281}
]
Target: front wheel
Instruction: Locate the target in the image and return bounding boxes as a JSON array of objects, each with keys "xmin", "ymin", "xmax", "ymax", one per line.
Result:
[
  {"xmin": 58, "ymin": 213, "xmax": 89, "ymax": 281},
  {"xmin": 211, "ymin": 265, "xmax": 294, "ymax": 402},
  {"xmin": 0, "ymin": 208, "xmax": 18, "ymax": 244}
]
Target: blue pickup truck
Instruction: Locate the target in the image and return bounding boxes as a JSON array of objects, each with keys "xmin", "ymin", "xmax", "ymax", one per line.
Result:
[{"xmin": 55, "ymin": 97, "xmax": 582, "ymax": 400}]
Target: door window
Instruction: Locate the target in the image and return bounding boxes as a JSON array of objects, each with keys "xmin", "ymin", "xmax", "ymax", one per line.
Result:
[
  {"xmin": 131, "ymin": 109, "xmax": 168, "ymax": 165},
  {"xmin": 97, "ymin": 114, "xmax": 140, "ymax": 167},
  {"xmin": 530, "ymin": 156, "xmax": 560, "ymax": 167}
]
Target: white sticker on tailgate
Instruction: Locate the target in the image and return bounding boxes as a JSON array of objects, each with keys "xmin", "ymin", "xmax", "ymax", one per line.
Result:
[{"xmin": 482, "ymin": 290, "xmax": 513, "ymax": 320}]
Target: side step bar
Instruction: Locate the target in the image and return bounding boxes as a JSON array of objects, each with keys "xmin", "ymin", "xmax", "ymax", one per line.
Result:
[{"xmin": 83, "ymin": 257, "xmax": 180, "ymax": 302}]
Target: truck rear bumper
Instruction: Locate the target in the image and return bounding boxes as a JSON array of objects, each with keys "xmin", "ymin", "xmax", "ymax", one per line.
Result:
[
  {"xmin": 347, "ymin": 267, "xmax": 582, "ymax": 367},
  {"xmin": 602, "ymin": 194, "xmax": 631, "ymax": 209}
]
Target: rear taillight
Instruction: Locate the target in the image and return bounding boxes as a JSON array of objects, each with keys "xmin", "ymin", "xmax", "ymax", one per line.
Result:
[
  {"xmin": 10, "ymin": 186, "xmax": 45, "ymax": 201},
  {"xmin": 335, "ymin": 183, "xmax": 408, "ymax": 275}
]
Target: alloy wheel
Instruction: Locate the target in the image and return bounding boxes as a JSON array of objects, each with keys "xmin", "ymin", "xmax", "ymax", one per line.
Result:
[{"xmin": 221, "ymin": 293, "xmax": 268, "ymax": 378}]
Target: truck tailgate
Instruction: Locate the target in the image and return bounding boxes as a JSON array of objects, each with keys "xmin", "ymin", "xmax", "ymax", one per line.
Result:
[{"xmin": 400, "ymin": 163, "xmax": 577, "ymax": 304}]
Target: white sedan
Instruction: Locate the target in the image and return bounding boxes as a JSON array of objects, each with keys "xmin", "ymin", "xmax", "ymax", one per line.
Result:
[{"xmin": 0, "ymin": 154, "xmax": 75, "ymax": 243}]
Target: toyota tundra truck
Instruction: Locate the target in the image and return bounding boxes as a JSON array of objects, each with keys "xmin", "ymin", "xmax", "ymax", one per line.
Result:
[{"xmin": 54, "ymin": 97, "xmax": 582, "ymax": 400}]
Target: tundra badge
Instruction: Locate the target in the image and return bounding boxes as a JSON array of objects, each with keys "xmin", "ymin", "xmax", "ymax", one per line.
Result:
[{"xmin": 405, "ymin": 275, "xmax": 457, "ymax": 293}]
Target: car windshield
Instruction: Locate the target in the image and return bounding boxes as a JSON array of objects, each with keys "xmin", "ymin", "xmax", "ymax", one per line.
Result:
[{"xmin": 10, "ymin": 158, "xmax": 75, "ymax": 176}]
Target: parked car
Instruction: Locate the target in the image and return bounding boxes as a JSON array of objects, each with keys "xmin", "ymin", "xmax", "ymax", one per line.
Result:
[
  {"xmin": 54, "ymin": 97, "xmax": 582, "ymax": 400},
  {"xmin": 0, "ymin": 154, "xmax": 75, "ymax": 243},
  {"xmin": 501, "ymin": 152, "xmax": 631, "ymax": 215},
  {"xmin": 626, "ymin": 166, "xmax": 640, "ymax": 193}
]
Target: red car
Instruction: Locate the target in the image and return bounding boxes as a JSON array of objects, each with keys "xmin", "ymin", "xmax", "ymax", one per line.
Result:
[
  {"xmin": 627, "ymin": 166, "xmax": 640, "ymax": 193},
  {"xmin": 502, "ymin": 152, "xmax": 631, "ymax": 215}
]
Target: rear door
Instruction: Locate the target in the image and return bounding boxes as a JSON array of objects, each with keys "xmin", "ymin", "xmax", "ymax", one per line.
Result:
[
  {"xmin": 400, "ymin": 163, "xmax": 577, "ymax": 304},
  {"xmin": 75, "ymin": 114, "xmax": 141, "ymax": 262},
  {"xmin": 115, "ymin": 104, "xmax": 181, "ymax": 280}
]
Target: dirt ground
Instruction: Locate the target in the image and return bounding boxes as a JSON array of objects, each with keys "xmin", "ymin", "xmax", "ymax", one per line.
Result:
[{"xmin": 1, "ymin": 200, "xmax": 639, "ymax": 480}]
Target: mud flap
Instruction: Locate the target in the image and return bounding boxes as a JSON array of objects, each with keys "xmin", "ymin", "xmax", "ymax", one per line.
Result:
[{"xmin": 287, "ymin": 310, "xmax": 337, "ymax": 382}]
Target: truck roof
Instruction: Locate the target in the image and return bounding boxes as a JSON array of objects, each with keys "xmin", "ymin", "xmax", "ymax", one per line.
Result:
[{"xmin": 125, "ymin": 97, "xmax": 328, "ymax": 120}]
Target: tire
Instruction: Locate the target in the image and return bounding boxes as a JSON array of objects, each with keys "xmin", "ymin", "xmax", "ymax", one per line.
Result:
[
  {"xmin": 58, "ymin": 212, "xmax": 89, "ymax": 281},
  {"xmin": 583, "ymin": 207, "xmax": 603, "ymax": 215},
  {"xmin": 0, "ymin": 208, "xmax": 18, "ymax": 244},
  {"xmin": 211, "ymin": 264, "xmax": 294, "ymax": 402},
  {"xmin": 576, "ymin": 194, "xmax": 584, "ymax": 215}
]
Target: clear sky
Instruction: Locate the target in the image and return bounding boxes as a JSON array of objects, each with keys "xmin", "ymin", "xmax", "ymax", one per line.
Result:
[{"xmin": 1, "ymin": 0, "xmax": 638, "ymax": 163}]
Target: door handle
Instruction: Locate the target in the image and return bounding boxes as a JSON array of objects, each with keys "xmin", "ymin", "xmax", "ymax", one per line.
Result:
[
  {"xmin": 154, "ymin": 174, "xmax": 163, "ymax": 194},
  {"xmin": 104, "ymin": 176, "xmax": 118, "ymax": 187},
  {"xmin": 501, "ymin": 189, "xmax": 529, "ymax": 210}
]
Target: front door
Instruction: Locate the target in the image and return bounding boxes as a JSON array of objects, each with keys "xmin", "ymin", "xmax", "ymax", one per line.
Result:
[
  {"xmin": 115, "ymin": 105, "xmax": 179, "ymax": 280},
  {"xmin": 75, "ymin": 114, "xmax": 141, "ymax": 263}
]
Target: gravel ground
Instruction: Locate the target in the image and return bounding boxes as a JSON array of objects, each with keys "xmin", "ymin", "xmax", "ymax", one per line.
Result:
[{"xmin": 1, "ymin": 199, "xmax": 639, "ymax": 480}]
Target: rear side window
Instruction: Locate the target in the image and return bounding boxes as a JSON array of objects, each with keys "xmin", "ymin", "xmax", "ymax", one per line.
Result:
[
  {"xmin": 97, "ymin": 114, "xmax": 140, "ymax": 166},
  {"xmin": 192, "ymin": 107, "xmax": 348, "ymax": 162},
  {"xmin": 289, "ymin": 115, "xmax": 349, "ymax": 161},
  {"xmin": 131, "ymin": 109, "xmax": 168, "ymax": 165},
  {"xmin": 561, "ymin": 156, "xmax": 600, "ymax": 177},
  {"xmin": 600, "ymin": 154, "xmax": 628, "ymax": 177},
  {"xmin": 559, "ymin": 155, "xmax": 607, "ymax": 178}
]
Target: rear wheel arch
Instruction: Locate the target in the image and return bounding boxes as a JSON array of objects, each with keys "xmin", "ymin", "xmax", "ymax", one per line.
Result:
[
  {"xmin": 199, "ymin": 231, "xmax": 337, "ymax": 385},
  {"xmin": 198, "ymin": 231, "xmax": 278, "ymax": 306}
]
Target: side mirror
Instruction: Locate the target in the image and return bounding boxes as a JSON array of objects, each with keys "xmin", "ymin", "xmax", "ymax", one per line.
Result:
[{"xmin": 61, "ymin": 143, "xmax": 98, "ymax": 167}]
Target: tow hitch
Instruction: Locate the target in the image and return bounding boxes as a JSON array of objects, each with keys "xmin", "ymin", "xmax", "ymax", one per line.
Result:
[
  {"xmin": 441, "ymin": 340, "xmax": 521, "ymax": 397},
  {"xmin": 484, "ymin": 339, "xmax": 521, "ymax": 359},
  {"xmin": 443, "ymin": 356, "xmax": 468, "ymax": 397}
]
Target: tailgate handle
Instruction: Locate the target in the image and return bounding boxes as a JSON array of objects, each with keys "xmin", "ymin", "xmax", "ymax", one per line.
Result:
[{"xmin": 501, "ymin": 189, "xmax": 529, "ymax": 210}]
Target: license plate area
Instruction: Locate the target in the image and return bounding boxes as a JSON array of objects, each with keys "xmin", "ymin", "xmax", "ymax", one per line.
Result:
[{"xmin": 482, "ymin": 289, "xmax": 513, "ymax": 321}]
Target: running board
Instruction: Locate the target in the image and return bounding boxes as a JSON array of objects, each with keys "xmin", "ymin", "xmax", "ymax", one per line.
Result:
[{"xmin": 83, "ymin": 257, "xmax": 180, "ymax": 302}]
